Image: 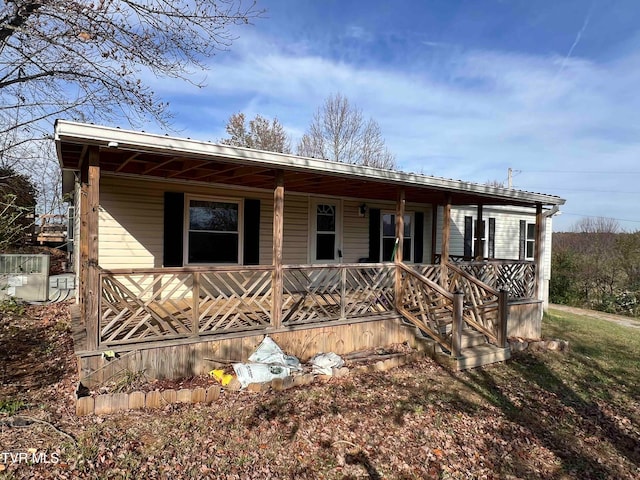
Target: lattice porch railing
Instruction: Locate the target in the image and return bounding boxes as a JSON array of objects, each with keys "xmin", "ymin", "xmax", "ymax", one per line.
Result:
[
  {"xmin": 453, "ymin": 261, "xmax": 535, "ymax": 299},
  {"xmin": 397, "ymin": 264, "xmax": 460, "ymax": 355},
  {"xmin": 418, "ymin": 260, "xmax": 535, "ymax": 300},
  {"xmin": 282, "ymin": 263, "xmax": 395, "ymax": 326},
  {"xmin": 99, "ymin": 263, "xmax": 398, "ymax": 347},
  {"xmin": 99, "ymin": 266, "xmax": 274, "ymax": 346}
]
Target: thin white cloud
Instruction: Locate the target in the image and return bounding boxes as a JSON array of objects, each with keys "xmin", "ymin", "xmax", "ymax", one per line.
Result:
[{"xmin": 145, "ymin": 28, "xmax": 640, "ymax": 230}]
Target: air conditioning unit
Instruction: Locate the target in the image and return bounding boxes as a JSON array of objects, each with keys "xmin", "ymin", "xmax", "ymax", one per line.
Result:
[{"xmin": 0, "ymin": 254, "xmax": 50, "ymax": 302}]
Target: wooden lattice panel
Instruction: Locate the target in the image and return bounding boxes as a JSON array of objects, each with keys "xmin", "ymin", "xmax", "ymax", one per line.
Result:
[
  {"xmin": 343, "ymin": 265, "xmax": 395, "ymax": 317},
  {"xmin": 282, "ymin": 267, "xmax": 343, "ymax": 325},
  {"xmin": 198, "ymin": 270, "xmax": 272, "ymax": 334},
  {"xmin": 281, "ymin": 264, "xmax": 396, "ymax": 326},
  {"xmin": 414, "ymin": 264, "xmax": 442, "ymax": 284},
  {"xmin": 447, "ymin": 265, "xmax": 500, "ymax": 342},
  {"xmin": 497, "ymin": 262, "xmax": 535, "ymax": 299},
  {"xmin": 398, "ymin": 267, "xmax": 454, "ymax": 352},
  {"xmin": 100, "ymin": 273, "xmax": 195, "ymax": 345}
]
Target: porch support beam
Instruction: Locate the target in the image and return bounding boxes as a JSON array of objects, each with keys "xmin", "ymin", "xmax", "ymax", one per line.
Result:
[
  {"xmin": 534, "ymin": 202, "xmax": 544, "ymax": 301},
  {"xmin": 271, "ymin": 170, "xmax": 285, "ymax": 328},
  {"xmin": 441, "ymin": 194, "xmax": 452, "ymax": 289},
  {"xmin": 394, "ymin": 189, "xmax": 405, "ymax": 309},
  {"xmin": 475, "ymin": 204, "xmax": 484, "ymax": 260},
  {"xmin": 81, "ymin": 146, "xmax": 100, "ymax": 351},
  {"xmin": 431, "ymin": 205, "xmax": 438, "ymax": 263}
]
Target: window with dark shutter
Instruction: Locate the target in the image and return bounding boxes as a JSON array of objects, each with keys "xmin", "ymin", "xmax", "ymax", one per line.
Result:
[
  {"xmin": 488, "ymin": 218, "xmax": 496, "ymax": 259},
  {"xmin": 464, "ymin": 216, "xmax": 473, "ymax": 259},
  {"xmin": 163, "ymin": 192, "xmax": 184, "ymax": 267}
]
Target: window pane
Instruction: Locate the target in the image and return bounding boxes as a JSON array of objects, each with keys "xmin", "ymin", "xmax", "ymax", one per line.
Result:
[
  {"xmin": 526, "ymin": 240, "xmax": 534, "ymax": 259},
  {"xmin": 382, "ymin": 237, "xmax": 396, "ymax": 261},
  {"xmin": 382, "ymin": 214, "xmax": 395, "ymax": 237},
  {"xmin": 188, "ymin": 232, "xmax": 238, "ymax": 263},
  {"xmin": 404, "ymin": 214, "xmax": 411, "ymax": 237},
  {"xmin": 316, "ymin": 204, "xmax": 335, "ymax": 232},
  {"xmin": 189, "ymin": 201, "xmax": 238, "ymax": 231},
  {"xmin": 316, "ymin": 233, "xmax": 335, "ymax": 260},
  {"xmin": 527, "ymin": 223, "xmax": 535, "ymax": 240}
]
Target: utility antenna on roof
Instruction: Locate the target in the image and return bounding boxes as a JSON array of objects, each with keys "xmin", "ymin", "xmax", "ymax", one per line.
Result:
[{"xmin": 507, "ymin": 168, "xmax": 521, "ymax": 189}]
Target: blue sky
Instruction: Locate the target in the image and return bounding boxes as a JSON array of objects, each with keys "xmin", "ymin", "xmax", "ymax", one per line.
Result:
[{"xmin": 143, "ymin": 0, "xmax": 640, "ymax": 232}]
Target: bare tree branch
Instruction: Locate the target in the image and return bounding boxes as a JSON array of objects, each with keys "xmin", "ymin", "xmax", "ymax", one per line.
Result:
[{"xmin": 296, "ymin": 93, "xmax": 396, "ymax": 170}]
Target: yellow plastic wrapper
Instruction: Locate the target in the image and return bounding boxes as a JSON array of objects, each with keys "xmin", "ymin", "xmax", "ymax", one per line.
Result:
[{"xmin": 209, "ymin": 369, "xmax": 234, "ymax": 386}]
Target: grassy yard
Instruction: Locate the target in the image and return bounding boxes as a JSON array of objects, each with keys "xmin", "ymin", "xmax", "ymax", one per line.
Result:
[{"xmin": 0, "ymin": 303, "xmax": 638, "ymax": 479}]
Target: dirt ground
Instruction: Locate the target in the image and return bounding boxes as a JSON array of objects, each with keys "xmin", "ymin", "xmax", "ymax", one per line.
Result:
[{"xmin": 1, "ymin": 302, "xmax": 639, "ymax": 479}]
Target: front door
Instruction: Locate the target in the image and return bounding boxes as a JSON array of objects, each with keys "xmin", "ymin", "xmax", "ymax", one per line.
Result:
[{"xmin": 310, "ymin": 199, "xmax": 342, "ymax": 263}]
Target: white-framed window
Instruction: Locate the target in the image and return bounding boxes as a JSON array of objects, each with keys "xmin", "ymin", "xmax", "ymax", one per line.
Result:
[
  {"xmin": 310, "ymin": 199, "xmax": 342, "ymax": 263},
  {"xmin": 519, "ymin": 220, "xmax": 535, "ymax": 260},
  {"xmin": 381, "ymin": 212, "xmax": 412, "ymax": 262},
  {"xmin": 526, "ymin": 223, "xmax": 535, "ymax": 260},
  {"xmin": 185, "ymin": 196, "xmax": 242, "ymax": 264},
  {"xmin": 464, "ymin": 216, "xmax": 496, "ymax": 259}
]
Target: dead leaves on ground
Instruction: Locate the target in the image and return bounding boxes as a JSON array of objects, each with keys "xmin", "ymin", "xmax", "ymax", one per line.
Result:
[{"xmin": 1, "ymin": 304, "xmax": 639, "ymax": 479}]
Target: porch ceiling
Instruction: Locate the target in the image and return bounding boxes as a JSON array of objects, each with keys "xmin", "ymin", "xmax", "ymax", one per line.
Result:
[{"xmin": 56, "ymin": 121, "xmax": 565, "ymax": 208}]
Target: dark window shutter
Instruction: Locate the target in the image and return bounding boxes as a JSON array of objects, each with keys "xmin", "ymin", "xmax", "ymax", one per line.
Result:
[
  {"xmin": 164, "ymin": 192, "xmax": 184, "ymax": 267},
  {"xmin": 464, "ymin": 216, "xmax": 473, "ymax": 259},
  {"xmin": 414, "ymin": 212, "xmax": 424, "ymax": 263},
  {"xmin": 243, "ymin": 199, "xmax": 260, "ymax": 265},
  {"xmin": 488, "ymin": 218, "xmax": 496, "ymax": 259},
  {"xmin": 519, "ymin": 220, "xmax": 526, "ymax": 260},
  {"xmin": 369, "ymin": 208, "xmax": 381, "ymax": 262}
]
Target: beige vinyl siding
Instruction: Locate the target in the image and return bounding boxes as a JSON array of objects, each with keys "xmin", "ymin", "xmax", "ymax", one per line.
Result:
[
  {"xmin": 99, "ymin": 177, "xmax": 163, "ymax": 269},
  {"xmin": 282, "ymin": 194, "xmax": 309, "ymax": 264},
  {"xmin": 342, "ymin": 199, "xmax": 369, "ymax": 263},
  {"xmin": 99, "ymin": 175, "xmax": 274, "ymax": 269},
  {"xmin": 97, "ymin": 174, "xmax": 434, "ymax": 269},
  {"xmin": 259, "ymin": 196, "xmax": 274, "ymax": 265}
]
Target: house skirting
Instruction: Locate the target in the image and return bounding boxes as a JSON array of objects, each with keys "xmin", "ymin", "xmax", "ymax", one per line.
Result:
[
  {"xmin": 76, "ymin": 316, "xmax": 425, "ymax": 387},
  {"xmin": 507, "ymin": 300, "xmax": 543, "ymax": 339}
]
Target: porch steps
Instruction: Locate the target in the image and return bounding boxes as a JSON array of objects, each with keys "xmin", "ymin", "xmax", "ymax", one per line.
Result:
[
  {"xmin": 403, "ymin": 323, "xmax": 512, "ymax": 371},
  {"xmin": 435, "ymin": 344, "xmax": 511, "ymax": 371}
]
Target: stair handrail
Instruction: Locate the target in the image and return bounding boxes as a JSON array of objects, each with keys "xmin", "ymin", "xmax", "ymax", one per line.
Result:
[
  {"xmin": 396, "ymin": 263, "xmax": 464, "ymax": 356},
  {"xmin": 445, "ymin": 262, "xmax": 507, "ymax": 345}
]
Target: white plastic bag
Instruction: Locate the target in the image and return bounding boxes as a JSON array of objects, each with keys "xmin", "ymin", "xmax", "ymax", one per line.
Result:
[
  {"xmin": 249, "ymin": 336, "xmax": 300, "ymax": 369},
  {"xmin": 232, "ymin": 363, "xmax": 290, "ymax": 389},
  {"xmin": 309, "ymin": 352, "xmax": 345, "ymax": 375}
]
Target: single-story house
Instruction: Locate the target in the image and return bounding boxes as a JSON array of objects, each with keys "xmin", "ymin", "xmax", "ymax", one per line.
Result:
[{"xmin": 55, "ymin": 120, "xmax": 565, "ymax": 384}]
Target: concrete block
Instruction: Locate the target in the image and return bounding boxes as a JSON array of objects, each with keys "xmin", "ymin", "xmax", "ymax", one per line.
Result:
[
  {"xmin": 191, "ymin": 387, "xmax": 206, "ymax": 403},
  {"xmin": 94, "ymin": 394, "xmax": 113, "ymax": 415},
  {"xmin": 160, "ymin": 389, "xmax": 177, "ymax": 404},
  {"xmin": 205, "ymin": 385, "xmax": 221, "ymax": 403},
  {"xmin": 177, "ymin": 389, "xmax": 192, "ymax": 403},
  {"xmin": 76, "ymin": 396, "xmax": 94, "ymax": 416},
  {"xmin": 128, "ymin": 391, "xmax": 145, "ymax": 410},
  {"xmin": 145, "ymin": 391, "xmax": 162, "ymax": 409}
]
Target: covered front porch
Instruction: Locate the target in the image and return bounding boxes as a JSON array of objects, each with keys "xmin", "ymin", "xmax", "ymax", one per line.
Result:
[{"xmin": 56, "ymin": 121, "xmax": 562, "ymax": 383}]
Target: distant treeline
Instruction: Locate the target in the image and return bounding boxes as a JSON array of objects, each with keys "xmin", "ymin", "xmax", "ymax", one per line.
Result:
[{"xmin": 551, "ymin": 222, "xmax": 640, "ymax": 317}]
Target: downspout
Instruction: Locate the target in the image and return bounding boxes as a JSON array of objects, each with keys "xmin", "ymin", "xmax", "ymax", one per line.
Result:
[{"xmin": 539, "ymin": 204, "xmax": 561, "ymax": 309}]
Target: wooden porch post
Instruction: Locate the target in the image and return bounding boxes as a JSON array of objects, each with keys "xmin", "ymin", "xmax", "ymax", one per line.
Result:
[
  {"xmin": 440, "ymin": 194, "xmax": 452, "ymax": 289},
  {"xmin": 81, "ymin": 146, "xmax": 100, "ymax": 351},
  {"xmin": 451, "ymin": 291, "xmax": 464, "ymax": 358},
  {"xmin": 395, "ymin": 189, "xmax": 405, "ymax": 263},
  {"xmin": 475, "ymin": 204, "xmax": 484, "ymax": 260},
  {"xmin": 271, "ymin": 170, "xmax": 285, "ymax": 328},
  {"xmin": 394, "ymin": 189, "xmax": 405, "ymax": 308},
  {"xmin": 534, "ymin": 202, "xmax": 544, "ymax": 301},
  {"xmin": 431, "ymin": 205, "xmax": 438, "ymax": 264},
  {"xmin": 497, "ymin": 289, "xmax": 509, "ymax": 348}
]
